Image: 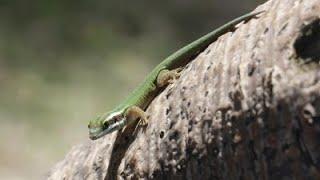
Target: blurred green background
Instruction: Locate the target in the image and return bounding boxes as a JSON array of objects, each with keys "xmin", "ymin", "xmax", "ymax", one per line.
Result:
[{"xmin": 0, "ymin": 0, "xmax": 262, "ymax": 179}]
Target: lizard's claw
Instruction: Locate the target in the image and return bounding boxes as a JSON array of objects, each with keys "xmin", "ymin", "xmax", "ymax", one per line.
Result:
[
  {"xmin": 133, "ymin": 117, "xmax": 148, "ymax": 134},
  {"xmin": 138, "ymin": 117, "xmax": 148, "ymax": 126}
]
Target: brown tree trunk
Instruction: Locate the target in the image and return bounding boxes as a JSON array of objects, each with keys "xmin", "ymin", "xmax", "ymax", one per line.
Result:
[{"xmin": 47, "ymin": 0, "xmax": 320, "ymax": 179}]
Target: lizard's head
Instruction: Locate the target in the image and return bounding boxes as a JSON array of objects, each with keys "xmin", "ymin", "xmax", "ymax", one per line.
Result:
[{"xmin": 88, "ymin": 110, "xmax": 126, "ymax": 140}]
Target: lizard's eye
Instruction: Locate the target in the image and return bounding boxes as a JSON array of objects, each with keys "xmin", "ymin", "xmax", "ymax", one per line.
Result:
[
  {"xmin": 113, "ymin": 114, "xmax": 123, "ymax": 122},
  {"xmin": 103, "ymin": 121, "xmax": 109, "ymax": 128}
]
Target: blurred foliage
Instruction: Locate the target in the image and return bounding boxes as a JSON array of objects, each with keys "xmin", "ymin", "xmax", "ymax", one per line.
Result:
[
  {"xmin": 0, "ymin": 0, "xmax": 262, "ymax": 67},
  {"xmin": 0, "ymin": 0, "xmax": 261, "ymax": 179}
]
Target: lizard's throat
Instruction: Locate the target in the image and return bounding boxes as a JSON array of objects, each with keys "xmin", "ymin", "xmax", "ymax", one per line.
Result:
[{"xmin": 105, "ymin": 118, "xmax": 127, "ymax": 133}]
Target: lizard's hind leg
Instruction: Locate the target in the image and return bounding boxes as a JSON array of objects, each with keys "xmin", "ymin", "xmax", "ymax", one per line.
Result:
[{"xmin": 156, "ymin": 67, "xmax": 183, "ymax": 87}]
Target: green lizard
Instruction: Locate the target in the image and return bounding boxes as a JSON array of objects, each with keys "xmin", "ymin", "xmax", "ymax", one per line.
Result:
[{"xmin": 88, "ymin": 11, "xmax": 262, "ymax": 140}]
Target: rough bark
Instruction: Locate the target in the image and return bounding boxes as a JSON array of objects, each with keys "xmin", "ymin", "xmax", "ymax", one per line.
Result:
[{"xmin": 47, "ymin": 0, "xmax": 320, "ymax": 179}]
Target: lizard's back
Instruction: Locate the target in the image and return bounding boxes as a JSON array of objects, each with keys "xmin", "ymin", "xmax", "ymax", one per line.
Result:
[{"xmin": 115, "ymin": 12, "xmax": 260, "ymax": 113}]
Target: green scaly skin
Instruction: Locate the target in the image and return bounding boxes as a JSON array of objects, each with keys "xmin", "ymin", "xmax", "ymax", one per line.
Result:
[{"xmin": 88, "ymin": 11, "xmax": 262, "ymax": 140}]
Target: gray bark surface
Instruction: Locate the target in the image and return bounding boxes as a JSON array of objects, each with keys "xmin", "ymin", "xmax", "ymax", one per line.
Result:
[{"xmin": 47, "ymin": 0, "xmax": 320, "ymax": 179}]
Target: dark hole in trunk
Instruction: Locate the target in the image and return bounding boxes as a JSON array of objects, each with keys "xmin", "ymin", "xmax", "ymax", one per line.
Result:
[{"xmin": 294, "ymin": 19, "xmax": 320, "ymax": 63}]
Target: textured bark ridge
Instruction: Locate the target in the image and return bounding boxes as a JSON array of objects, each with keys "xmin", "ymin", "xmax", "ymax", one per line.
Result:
[{"xmin": 47, "ymin": 0, "xmax": 320, "ymax": 179}]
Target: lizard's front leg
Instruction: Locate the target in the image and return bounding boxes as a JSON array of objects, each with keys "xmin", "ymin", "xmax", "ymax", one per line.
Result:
[
  {"xmin": 156, "ymin": 67, "xmax": 183, "ymax": 87},
  {"xmin": 125, "ymin": 105, "xmax": 148, "ymax": 127}
]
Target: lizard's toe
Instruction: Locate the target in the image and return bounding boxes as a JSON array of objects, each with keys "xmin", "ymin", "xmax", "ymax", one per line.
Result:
[{"xmin": 139, "ymin": 118, "xmax": 148, "ymax": 126}]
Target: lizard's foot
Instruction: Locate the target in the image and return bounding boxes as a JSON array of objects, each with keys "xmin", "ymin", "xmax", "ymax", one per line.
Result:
[
  {"xmin": 125, "ymin": 105, "xmax": 148, "ymax": 126},
  {"xmin": 157, "ymin": 67, "xmax": 183, "ymax": 87}
]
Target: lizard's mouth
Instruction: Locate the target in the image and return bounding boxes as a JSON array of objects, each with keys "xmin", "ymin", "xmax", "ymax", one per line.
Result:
[
  {"xmin": 89, "ymin": 130, "xmax": 106, "ymax": 140},
  {"xmin": 89, "ymin": 128, "xmax": 106, "ymax": 140},
  {"xmin": 89, "ymin": 128, "xmax": 113, "ymax": 140},
  {"xmin": 89, "ymin": 120, "xmax": 125, "ymax": 140}
]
